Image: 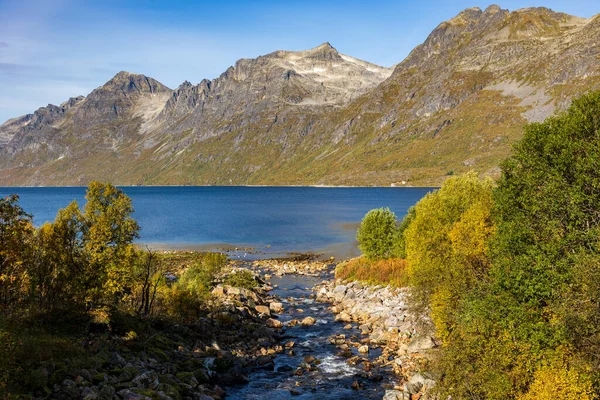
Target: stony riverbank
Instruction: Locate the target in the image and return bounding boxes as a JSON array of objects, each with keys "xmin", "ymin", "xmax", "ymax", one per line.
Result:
[
  {"xmin": 242, "ymin": 257, "xmax": 335, "ymax": 277},
  {"xmin": 315, "ymin": 279, "xmax": 439, "ymax": 400},
  {"xmin": 42, "ymin": 272, "xmax": 285, "ymax": 400},
  {"xmin": 41, "ymin": 258, "xmax": 438, "ymax": 400}
]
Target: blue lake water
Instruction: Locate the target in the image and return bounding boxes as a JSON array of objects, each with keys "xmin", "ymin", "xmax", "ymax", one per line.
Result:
[{"xmin": 0, "ymin": 186, "xmax": 433, "ymax": 259}]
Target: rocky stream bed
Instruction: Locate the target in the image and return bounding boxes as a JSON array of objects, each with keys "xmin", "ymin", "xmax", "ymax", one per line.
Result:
[
  {"xmin": 44, "ymin": 259, "xmax": 436, "ymax": 400},
  {"xmin": 224, "ymin": 259, "xmax": 438, "ymax": 400}
]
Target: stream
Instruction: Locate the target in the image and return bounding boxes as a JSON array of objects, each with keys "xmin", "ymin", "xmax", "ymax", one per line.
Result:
[{"xmin": 227, "ymin": 273, "xmax": 398, "ymax": 399}]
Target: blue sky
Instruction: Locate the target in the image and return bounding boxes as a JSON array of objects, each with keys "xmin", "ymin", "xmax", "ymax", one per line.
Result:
[{"xmin": 0, "ymin": 0, "xmax": 598, "ymax": 123}]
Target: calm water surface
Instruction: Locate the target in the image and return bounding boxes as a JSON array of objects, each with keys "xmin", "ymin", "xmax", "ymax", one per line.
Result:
[{"xmin": 0, "ymin": 186, "xmax": 432, "ymax": 258}]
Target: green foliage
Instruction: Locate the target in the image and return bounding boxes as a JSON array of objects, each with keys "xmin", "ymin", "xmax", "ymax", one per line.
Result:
[
  {"xmin": 0, "ymin": 195, "xmax": 33, "ymax": 310},
  {"xmin": 356, "ymin": 207, "xmax": 398, "ymax": 260},
  {"xmin": 176, "ymin": 253, "xmax": 226, "ymax": 297},
  {"xmin": 393, "ymin": 206, "xmax": 416, "ymax": 259},
  {"xmin": 404, "ymin": 172, "xmax": 495, "ymax": 342},
  {"xmin": 28, "ymin": 201, "xmax": 86, "ymax": 312},
  {"xmin": 167, "ymin": 253, "xmax": 227, "ymax": 321},
  {"xmin": 436, "ymin": 91, "xmax": 600, "ymax": 398},
  {"xmin": 223, "ymin": 270, "xmax": 258, "ymax": 289},
  {"xmin": 83, "ymin": 182, "xmax": 140, "ymax": 304}
]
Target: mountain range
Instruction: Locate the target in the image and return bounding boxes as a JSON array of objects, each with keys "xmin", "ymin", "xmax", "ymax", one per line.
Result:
[{"xmin": 1, "ymin": 4, "xmax": 599, "ymax": 186}]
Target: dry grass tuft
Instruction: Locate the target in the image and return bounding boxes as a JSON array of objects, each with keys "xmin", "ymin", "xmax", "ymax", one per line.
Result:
[{"xmin": 335, "ymin": 256, "xmax": 408, "ymax": 287}]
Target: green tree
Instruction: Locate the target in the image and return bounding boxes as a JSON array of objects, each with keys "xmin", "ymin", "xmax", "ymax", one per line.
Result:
[
  {"xmin": 356, "ymin": 207, "xmax": 398, "ymax": 260},
  {"xmin": 82, "ymin": 182, "xmax": 139, "ymax": 305},
  {"xmin": 130, "ymin": 249, "xmax": 164, "ymax": 317},
  {"xmin": 392, "ymin": 206, "xmax": 416, "ymax": 259},
  {"xmin": 438, "ymin": 91, "xmax": 600, "ymax": 398},
  {"xmin": 28, "ymin": 201, "xmax": 86, "ymax": 311},
  {"xmin": 0, "ymin": 195, "xmax": 33, "ymax": 310}
]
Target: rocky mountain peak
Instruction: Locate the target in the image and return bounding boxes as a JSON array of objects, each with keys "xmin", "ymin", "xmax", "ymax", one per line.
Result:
[
  {"xmin": 401, "ymin": 3, "xmax": 591, "ymax": 69},
  {"xmin": 304, "ymin": 42, "xmax": 342, "ymax": 61},
  {"xmin": 67, "ymin": 72, "xmax": 172, "ymax": 129},
  {"xmin": 0, "ymin": 114, "xmax": 33, "ymax": 148},
  {"xmin": 506, "ymin": 7, "xmax": 584, "ymax": 39},
  {"xmin": 178, "ymin": 80, "xmax": 193, "ymax": 89},
  {"xmin": 99, "ymin": 71, "xmax": 171, "ymax": 95},
  {"xmin": 451, "ymin": 6, "xmax": 483, "ymax": 24},
  {"xmin": 484, "ymin": 4, "xmax": 502, "ymax": 14},
  {"xmin": 60, "ymin": 96, "xmax": 85, "ymax": 110}
]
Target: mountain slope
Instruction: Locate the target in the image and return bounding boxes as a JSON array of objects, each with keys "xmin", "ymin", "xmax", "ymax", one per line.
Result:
[{"xmin": 0, "ymin": 5, "xmax": 598, "ymax": 186}]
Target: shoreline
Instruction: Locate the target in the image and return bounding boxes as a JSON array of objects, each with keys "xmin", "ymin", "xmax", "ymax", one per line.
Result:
[
  {"xmin": 0, "ymin": 184, "xmax": 440, "ymax": 189},
  {"xmin": 141, "ymin": 240, "xmax": 362, "ymax": 262}
]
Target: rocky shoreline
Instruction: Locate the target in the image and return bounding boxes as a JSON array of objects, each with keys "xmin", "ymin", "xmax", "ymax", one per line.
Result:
[
  {"xmin": 44, "ymin": 271, "xmax": 287, "ymax": 400},
  {"xmin": 42, "ymin": 258, "xmax": 437, "ymax": 400},
  {"xmin": 315, "ymin": 279, "xmax": 438, "ymax": 400}
]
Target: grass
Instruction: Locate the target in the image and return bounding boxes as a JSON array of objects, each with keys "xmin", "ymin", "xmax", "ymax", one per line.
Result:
[{"xmin": 335, "ymin": 256, "xmax": 408, "ymax": 287}]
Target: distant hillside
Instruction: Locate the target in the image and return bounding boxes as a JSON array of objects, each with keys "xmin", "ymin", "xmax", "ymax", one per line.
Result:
[{"xmin": 0, "ymin": 5, "xmax": 598, "ymax": 186}]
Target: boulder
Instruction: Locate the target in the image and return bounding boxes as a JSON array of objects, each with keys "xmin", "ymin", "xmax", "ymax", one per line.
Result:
[
  {"xmin": 333, "ymin": 285, "xmax": 347, "ymax": 294},
  {"xmin": 407, "ymin": 336, "xmax": 437, "ymax": 353},
  {"xmin": 227, "ymin": 286, "xmax": 242, "ymax": 295},
  {"xmin": 266, "ymin": 318, "xmax": 283, "ymax": 328},
  {"xmin": 255, "ymin": 305, "xmax": 271, "ymax": 316},
  {"xmin": 383, "ymin": 390, "xmax": 410, "ymax": 400},
  {"xmin": 132, "ymin": 371, "xmax": 159, "ymax": 390},
  {"xmin": 359, "ymin": 323, "xmax": 372, "ymax": 334},
  {"xmin": 335, "ymin": 311, "xmax": 352, "ymax": 323},
  {"xmin": 269, "ymin": 302, "xmax": 284, "ymax": 313},
  {"xmin": 301, "ymin": 316, "xmax": 316, "ymax": 326}
]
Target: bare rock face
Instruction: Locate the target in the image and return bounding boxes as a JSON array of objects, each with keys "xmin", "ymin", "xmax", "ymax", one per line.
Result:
[
  {"xmin": 73, "ymin": 71, "xmax": 171, "ymax": 128},
  {"xmin": 0, "ymin": 96, "xmax": 85, "ymax": 159},
  {"xmin": 0, "ymin": 72, "xmax": 171, "ymax": 174},
  {"xmin": 0, "ymin": 114, "xmax": 33, "ymax": 148},
  {"xmin": 153, "ymin": 42, "xmax": 392, "ymax": 143},
  {"xmin": 0, "ymin": 6, "xmax": 599, "ymax": 186}
]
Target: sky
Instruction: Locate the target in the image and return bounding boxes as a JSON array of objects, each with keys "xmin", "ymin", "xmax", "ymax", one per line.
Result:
[{"xmin": 0, "ymin": 0, "xmax": 598, "ymax": 124}]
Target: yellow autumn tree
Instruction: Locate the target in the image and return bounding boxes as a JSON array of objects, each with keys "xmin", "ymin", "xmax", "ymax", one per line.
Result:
[
  {"xmin": 404, "ymin": 172, "xmax": 495, "ymax": 342},
  {"xmin": 520, "ymin": 358, "xmax": 595, "ymax": 400}
]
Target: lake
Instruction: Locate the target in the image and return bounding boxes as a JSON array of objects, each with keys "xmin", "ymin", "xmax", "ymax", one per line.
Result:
[{"xmin": 0, "ymin": 186, "xmax": 433, "ymax": 259}]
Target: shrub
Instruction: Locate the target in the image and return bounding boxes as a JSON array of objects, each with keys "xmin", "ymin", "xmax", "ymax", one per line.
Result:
[
  {"xmin": 436, "ymin": 91, "xmax": 600, "ymax": 399},
  {"xmin": 519, "ymin": 361, "xmax": 594, "ymax": 400},
  {"xmin": 176, "ymin": 253, "xmax": 227, "ymax": 296},
  {"xmin": 335, "ymin": 257, "xmax": 407, "ymax": 287},
  {"xmin": 167, "ymin": 253, "xmax": 227, "ymax": 320},
  {"xmin": 223, "ymin": 270, "xmax": 258, "ymax": 289},
  {"xmin": 392, "ymin": 206, "xmax": 416, "ymax": 259},
  {"xmin": 356, "ymin": 207, "xmax": 398, "ymax": 260},
  {"xmin": 404, "ymin": 172, "xmax": 495, "ymax": 343}
]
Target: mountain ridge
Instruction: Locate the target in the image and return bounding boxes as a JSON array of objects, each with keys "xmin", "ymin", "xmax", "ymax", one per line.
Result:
[{"xmin": 1, "ymin": 5, "xmax": 599, "ymax": 186}]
